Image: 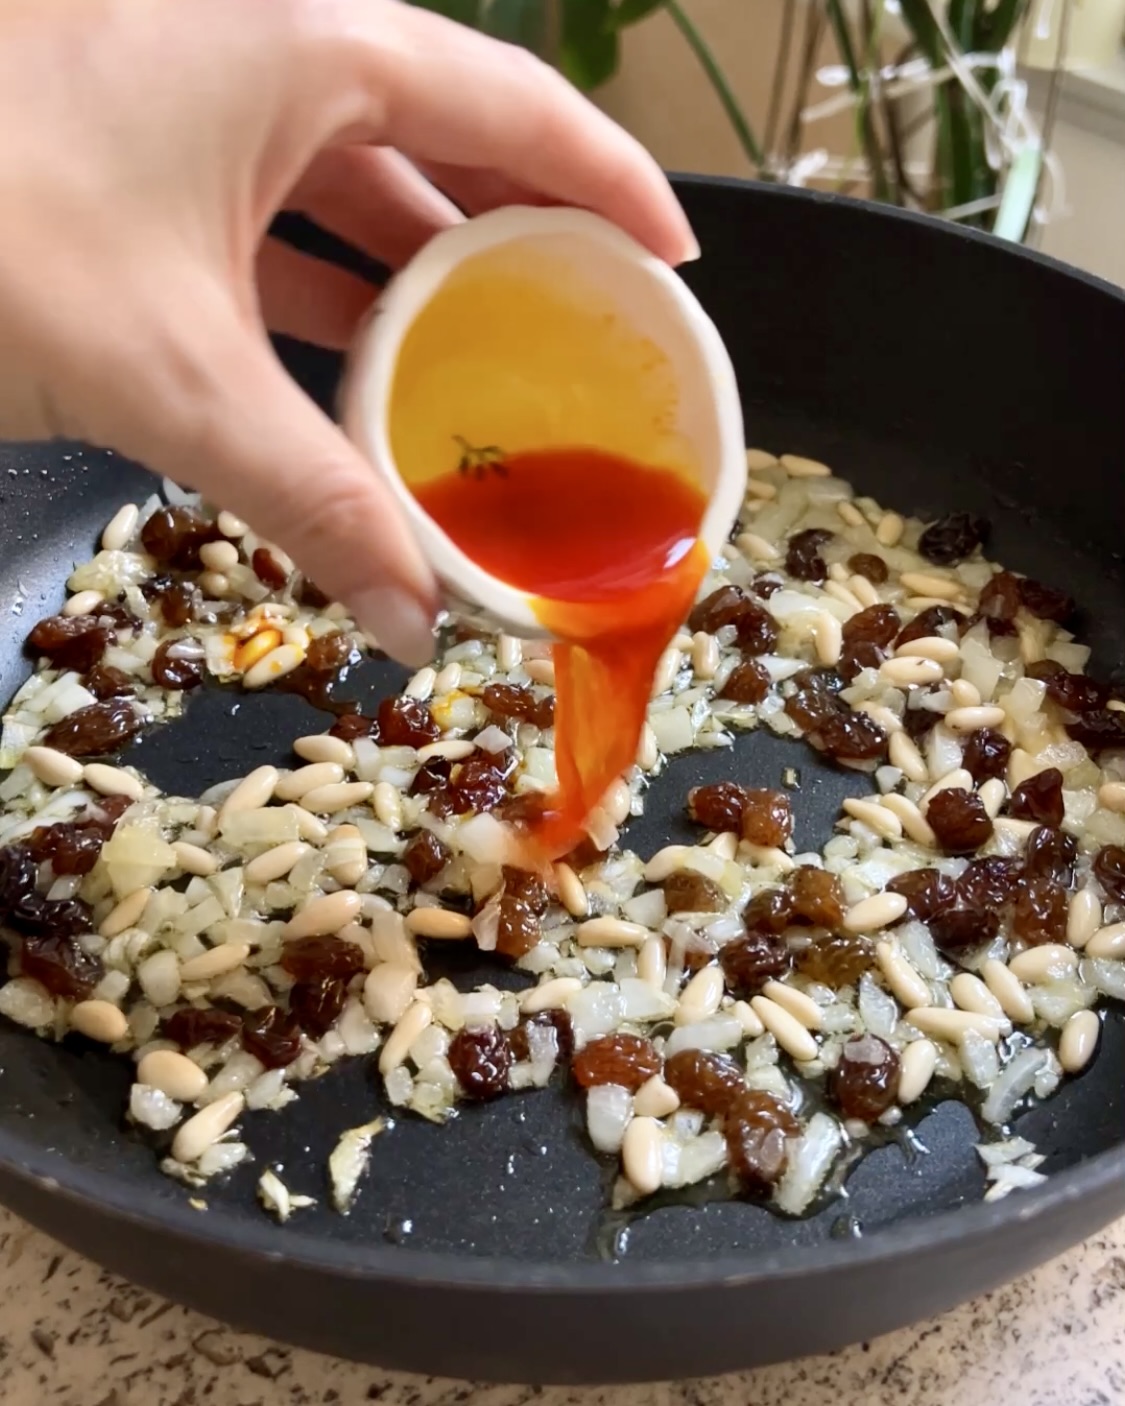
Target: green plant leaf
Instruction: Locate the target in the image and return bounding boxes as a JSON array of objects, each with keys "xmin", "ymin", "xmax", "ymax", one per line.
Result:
[
  {"xmin": 611, "ymin": 0, "xmax": 666, "ymax": 28},
  {"xmin": 482, "ymin": 0, "xmax": 549, "ymax": 53},
  {"xmin": 408, "ymin": 0, "xmax": 484, "ymax": 24},
  {"xmin": 559, "ymin": 0, "xmax": 620, "ymax": 89}
]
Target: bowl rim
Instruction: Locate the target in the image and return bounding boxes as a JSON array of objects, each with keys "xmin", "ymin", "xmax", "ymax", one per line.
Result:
[{"xmin": 1, "ymin": 176, "xmax": 1123, "ymax": 1297}]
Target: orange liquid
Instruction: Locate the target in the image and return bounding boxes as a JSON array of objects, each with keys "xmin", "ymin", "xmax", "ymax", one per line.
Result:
[{"xmin": 414, "ymin": 447, "xmax": 709, "ymax": 858}]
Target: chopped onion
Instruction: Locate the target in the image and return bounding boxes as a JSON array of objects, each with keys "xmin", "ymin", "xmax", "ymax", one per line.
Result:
[
  {"xmin": 586, "ymin": 1084, "xmax": 632, "ymax": 1154},
  {"xmin": 980, "ymin": 1049, "xmax": 1047, "ymax": 1126},
  {"xmin": 328, "ymin": 1116, "xmax": 386, "ymax": 1212},
  {"xmin": 774, "ymin": 1112, "xmax": 842, "ymax": 1216}
]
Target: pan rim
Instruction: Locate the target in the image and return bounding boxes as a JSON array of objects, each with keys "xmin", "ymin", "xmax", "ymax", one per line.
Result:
[
  {"xmin": 0, "ymin": 176, "xmax": 1123, "ymax": 1299},
  {"xmin": 0, "ymin": 1112, "xmax": 1122, "ymax": 1291}
]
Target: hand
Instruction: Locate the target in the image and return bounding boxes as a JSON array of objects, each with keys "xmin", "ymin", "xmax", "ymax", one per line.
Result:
[{"xmin": 0, "ymin": 0, "xmax": 695, "ymax": 665}]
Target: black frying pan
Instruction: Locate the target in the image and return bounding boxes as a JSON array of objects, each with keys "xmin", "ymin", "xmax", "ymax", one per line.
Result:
[{"xmin": 0, "ymin": 179, "xmax": 1123, "ymax": 1386}]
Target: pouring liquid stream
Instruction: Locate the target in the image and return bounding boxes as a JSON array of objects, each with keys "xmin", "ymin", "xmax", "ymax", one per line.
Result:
[{"xmin": 414, "ymin": 449, "xmax": 709, "ymax": 858}]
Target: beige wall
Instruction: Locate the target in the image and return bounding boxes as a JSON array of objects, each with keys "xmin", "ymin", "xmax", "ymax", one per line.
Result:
[{"xmin": 597, "ymin": 0, "xmax": 1125, "ymax": 287}]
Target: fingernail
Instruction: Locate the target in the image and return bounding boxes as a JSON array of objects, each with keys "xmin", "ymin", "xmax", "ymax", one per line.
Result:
[
  {"xmin": 678, "ymin": 231, "xmax": 702, "ymax": 264},
  {"xmin": 352, "ymin": 588, "xmax": 437, "ymax": 668}
]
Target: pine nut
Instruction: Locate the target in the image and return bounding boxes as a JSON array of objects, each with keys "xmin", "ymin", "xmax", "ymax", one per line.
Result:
[
  {"xmin": 553, "ymin": 862, "xmax": 588, "ymax": 918},
  {"xmin": 199, "ymin": 540, "xmax": 239, "ymax": 573},
  {"xmin": 218, "ymin": 766, "xmax": 278, "ymax": 823},
  {"xmin": 880, "ymin": 656, "xmax": 945, "ymax": 687},
  {"xmin": 824, "ymin": 581, "xmax": 863, "ymax": 613},
  {"xmin": 378, "ymin": 1000, "xmax": 432, "ymax": 1076},
  {"xmin": 642, "ymin": 846, "xmax": 691, "ymax": 882},
  {"xmin": 245, "ymin": 840, "xmax": 310, "ymax": 885},
  {"xmin": 289, "ymin": 806, "xmax": 328, "ymax": 844},
  {"xmin": 99, "ymin": 886, "xmax": 152, "ymax": 937},
  {"xmin": 945, "ymin": 705, "xmax": 1005, "ymax": 734},
  {"xmin": 233, "ymin": 629, "xmax": 282, "ymax": 675},
  {"xmin": 906, "ymin": 1008, "xmax": 1004, "ymax": 1043},
  {"xmin": 62, "ymin": 588, "xmax": 105, "ymax": 618},
  {"xmin": 897, "ymin": 1039, "xmax": 937, "ymax": 1104},
  {"xmin": 746, "ymin": 447, "xmax": 779, "ymax": 471},
  {"xmin": 1067, "ymin": 889, "xmax": 1103, "ymax": 949},
  {"xmin": 373, "ymin": 781, "xmax": 403, "ymax": 831},
  {"xmin": 430, "ymin": 661, "xmax": 462, "ymax": 695},
  {"xmin": 23, "ymin": 746, "xmax": 84, "ymax": 787},
  {"xmin": 1008, "ymin": 944, "xmax": 1078, "ymax": 982},
  {"xmin": 745, "ymin": 476, "xmax": 778, "ymax": 501},
  {"xmin": 950, "ymin": 972, "xmax": 1007, "ymax": 1024},
  {"xmin": 524, "ymin": 658, "xmax": 555, "ymax": 685},
  {"xmin": 875, "ymin": 511, "xmax": 904, "ymax": 546},
  {"xmin": 843, "ymin": 798, "xmax": 902, "ymax": 841},
  {"xmin": 172, "ymin": 1092, "xmax": 244, "ymax": 1163},
  {"xmin": 894, "ymin": 636, "xmax": 959, "ymax": 663},
  {"xmin": 497, "ymin": 634, "xmax": 523, "ymax": 672},
  {"xmin": 879, "ymin": 793, "xmax": 937, "ymax": 847},
  {"xmin": 813, "ymin": 612, "xmax": 843, "ymax": 667},
  {"xmin": 294, "ymin": 734, "xmax": 355, "ymax": 769},
  {"xmin": 750, "ymin": 996, "xmax": 817, "ymax": 1062},
  {"xmin": 899, "ymin": 571, "xmax": 962, "ymax": 601},
  {"xmin": 837, "ymin": 499, "xmax": 865, "ymax": 528},
  {"xmin": 691, "ymin": 631, "xmax": 720, "ymax": 680},
  {"xmin": 849, "ymin": 574, "xmax": 880, "ymax": 608},
  {"xmin": 70, "ymin": 999, "xmax": 129, "ymax": 1043},
  {"xmin": 780, "ymin": 453, "xmax": 831, "ymax": 479},
  {"xmin": 363, "ymin": 964, "xmax": 418, "ymax": 1024},
  {"xmin": 856, "ymin": 701, "xmax": 902, "ymax": 733},
  {"xmin": 577, "ymin": 917, "xmax": 650, "ymax": 948},
  {"xmin": 275, "ymin": 763, "xmax": 345, "ymax": 801},
  {"xmin": 521, "ymin": 977, "xmax": 583, "ymax": 1014},
  {"xmin": 622, "ymin": 1116, "xmax": 663, "ymax": 1196},
  {"xmin": 651, "ymin": 647, "xmax": 682, "ymax": 697},
  {"xmin": 844, "ymin": 891, "xmax": 908, "ymax": 934},
  {"xmin": 1098, "ymin": 781, "xmax": 1125, "ymax": 813},
  {"xmin": 325, "ymin": 824, "xmax": 367, "ymax": 887},
  {"xmin": 299, "ymin": 781, "xmax": 373, "ymax": 813},
  {"xmin": 978, "ymin": 778, "xmax": 1007, "ymax": 818},
  {"xmin": 83, "ymin": 763, "xmax": 144, "ymax": 800},
  {"xmin": 921, "ymin": 769, "xmax": 974, "ymax": 809},
  {"xmin": 102, "ymin": 502, "xmax": 140, "ymax": 552},
  {"xmin": 243, "ymin": 643, "xmax": 304, "ymax": 690},
  {"xmin": 1085, "ymin": 922, "xmax": 1125, "ymax": 960},
  {"xmin": 634, "ymin": 1074, "xmax": 680, "ymax": 1118},
  {"xmin": 675, "ymin": 966, "xmax": 724, "ymax": 1025},
  {"xmin": 637, "ymin": 935, "xmax": 667, "ymax": 989},
  {"xmin": 416, "ymin": 740, "xmax": 476, "ymax": 763},
  {"xmin": 405, "ymin": 908, "xmax": 473, "ymax": 940},
  {"xmin": 284, "ymin": 890, "xmax": 364, "ymax": 939},
  {"xmin": 1059, "ymin": 1009, "xmax": 1100, "ymax": 1074},
  {"xmin": 179, "ymin": 943, "xmax": 251, "ymax": 982},
  {"xmin": 216, "ymin": 509, "xmax": 247, "ymax": 538},
  {"xmin": 172, "ymin": 841, "xmax": 219, "ymax": 877},
  {"xmin": 635, "ymin": 722, "xmax": 658, "ymax": 772},
  {"xmin": 761, "ymin": 979, "xmax": 823, "ymax": 1030},
  {"xmin": 876, "ymin": 942, "xmax": 931, "ymax": 1009},
  {"xmin": 405, "ymin": 665, "xmax": 437, "ymax": 701},
  {"xmin": 949, "ymin": 678, "xmax": 981, "ymax": 708},
  {"xmin": 981, "ymin": 959, "xmax": 1035, "ymax": 1024},
  {"xmin": 732, "ymin": 1000, "xmax": 765, "ymax": 1037},
  {"xmin": 736, "ymin": 532, "xmax": 779, "ymax": 562},
  {"xmin": 138, "ymin": 1049, "xmax": 208, "ymax": 1102}
]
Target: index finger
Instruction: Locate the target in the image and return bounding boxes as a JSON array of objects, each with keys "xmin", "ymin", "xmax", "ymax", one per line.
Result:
[{"xmin": 318, "ymin": 0, "xmax": 698, "ymax": 265}]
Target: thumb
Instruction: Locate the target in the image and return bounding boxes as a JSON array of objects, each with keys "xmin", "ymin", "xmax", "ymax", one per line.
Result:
[{"xmin": 143, "ymin": 330, "xmax": 441, "ymax": 668}]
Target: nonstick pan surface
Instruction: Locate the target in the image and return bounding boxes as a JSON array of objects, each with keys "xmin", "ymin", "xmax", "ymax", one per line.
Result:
[{"xmin": 0, "ymin": 179, "xmax": 1123, "ymax": 1385}]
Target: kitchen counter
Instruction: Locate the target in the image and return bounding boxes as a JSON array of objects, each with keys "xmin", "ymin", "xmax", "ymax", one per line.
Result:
[{"xmin": 1, "ymin": 1206, "xmax": 1123, "ymax": 1405}]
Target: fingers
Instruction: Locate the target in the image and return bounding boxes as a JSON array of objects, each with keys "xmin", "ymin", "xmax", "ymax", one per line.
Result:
[
  {"xmin": 287, "ymin": 146, "xmax": 462, "ymax": 270},
  {"xmin": 136, "ymin": 310, "xmax": 439, "ymax": 667},
  {"xmin": 255, "ymin": 237, "xmax": 375, "ymax": 348},
  {"xmin": 415, "ymin": 162, "xmax": 554, "ymax": 219},
  {"xmin": 320, "ymin": 0, "xmax": 698, "ymax": 265}
]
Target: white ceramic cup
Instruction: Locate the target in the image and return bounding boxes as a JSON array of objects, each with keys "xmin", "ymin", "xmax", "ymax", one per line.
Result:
[{"xmin": 342, "ymin": 205, "xmax": 747, "ymax": 638}]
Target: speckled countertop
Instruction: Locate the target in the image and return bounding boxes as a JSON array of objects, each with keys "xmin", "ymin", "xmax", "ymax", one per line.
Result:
[{"xmin": 0, "ymin": 1206, "xmax": 1122, "ymax": 1406}]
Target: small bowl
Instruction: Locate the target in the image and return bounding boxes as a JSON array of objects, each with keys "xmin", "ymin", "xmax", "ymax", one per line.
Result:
[{"xmin": 342, "ymin": 205, "xmax": 746, "ymax": 637}]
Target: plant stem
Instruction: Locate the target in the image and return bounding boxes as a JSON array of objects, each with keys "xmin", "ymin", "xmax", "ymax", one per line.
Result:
[{"xmin": 663, "ymin": 0, "xmax": 767, "ymax": 173}]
